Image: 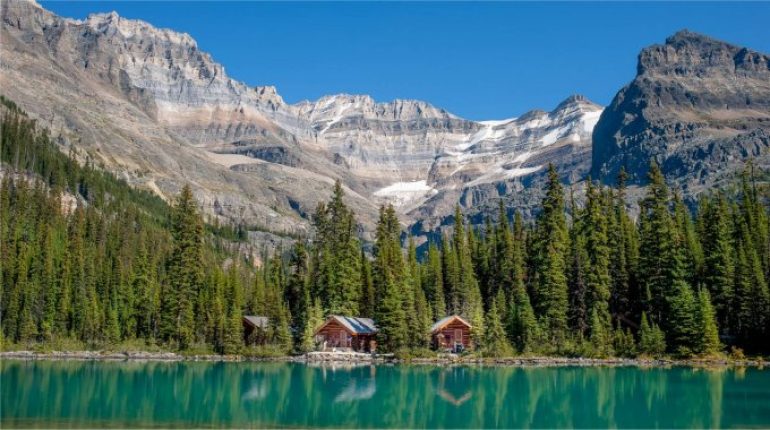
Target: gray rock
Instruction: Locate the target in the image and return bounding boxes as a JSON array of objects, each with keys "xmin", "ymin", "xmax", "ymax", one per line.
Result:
[
  {"xmin": 0, "ymin": 0, "xmax": 602, "ymax": 242},
  {"xmin": 592, "ymin": 30, "xmax": 770, "ymax": 194}
]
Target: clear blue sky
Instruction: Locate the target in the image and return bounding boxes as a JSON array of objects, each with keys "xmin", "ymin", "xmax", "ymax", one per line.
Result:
[{"xmin": 42, "ymin": 1, "xmax": 770, "ymax": 120}]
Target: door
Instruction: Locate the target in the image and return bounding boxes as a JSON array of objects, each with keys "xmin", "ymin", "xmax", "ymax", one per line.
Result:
[
  {"xmin": 339, "ymin": 330, "xmax": 346, "ymax": 347},
  {"xmin": 454, "ymin": 329, "xmax": 463, "ymax": 347}
]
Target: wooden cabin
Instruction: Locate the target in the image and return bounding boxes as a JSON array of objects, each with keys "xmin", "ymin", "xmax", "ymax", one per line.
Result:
[
  {"xmin": 243, "ymin": 315, "xmax": 269, "ymax": 345},
  {"xmin": 314, "ymin": 316, "xmax": 378, "ymax": 352},
  {"xmin": 431, "ymin": 315, "xmax": 472, "ymax": 352}
]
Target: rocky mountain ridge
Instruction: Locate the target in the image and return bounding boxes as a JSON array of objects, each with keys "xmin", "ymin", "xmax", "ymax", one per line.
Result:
[
  {"xmin": 0, "ymin": 0, "xmax": 602, "ymax": 238},
  {"xmin": 592, "ymin": 30, "xmax": 770, "ymax": 190}
]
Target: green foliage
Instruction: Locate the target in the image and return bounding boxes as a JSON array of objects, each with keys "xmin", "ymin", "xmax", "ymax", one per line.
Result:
[
  {"xmin": 694, "ymin": 289, "xmax": 721, "ymax": 355},
  {"xmin": 532, "ymin": 164, "xmax": 570, "ymax": 347},
  {"xmin": 4, "ymin": 97, "xmax": 770, "ymax": 358},
  {"xmin": 613, "ymin": 327, "xmax": 637, "ymax": 358},
  {"xmin": 482, "ymin": 291, "xmax": 513, "ymax": 357},
  {"xmin": 639, "ymin": 312, "xmax": 667, "ymax": 357}
]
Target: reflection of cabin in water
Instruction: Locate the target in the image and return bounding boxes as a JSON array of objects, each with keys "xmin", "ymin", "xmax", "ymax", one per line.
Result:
[
  {"xmin": 314, "ymin": 316, "xmax": 378, "ymax": 352},
  {"xmin": 431, "ymin": 315, "xmax": 472, "ymax": 352},
  {"xmin": 243, "ymin": 315, "xmax": 269, "ymax": 345}
]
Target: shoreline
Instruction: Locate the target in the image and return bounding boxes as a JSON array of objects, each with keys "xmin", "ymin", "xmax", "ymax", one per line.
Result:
[{"xmin": 1, "ymin": 350, "xmax": 767, "ymax": 368}]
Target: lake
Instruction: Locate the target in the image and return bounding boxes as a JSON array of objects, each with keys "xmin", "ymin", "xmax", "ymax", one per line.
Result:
[{"xmin": 2, "ymin": 360, "xmax": 770, "ymax": 428}]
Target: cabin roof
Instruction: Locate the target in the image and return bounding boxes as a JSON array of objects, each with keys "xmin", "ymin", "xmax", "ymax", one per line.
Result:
[
  {"xmin": 316, "ymin": 316, "xmax": 378, "ymax": 335},
  {"xmin": 243, "ymin": 315, "xmax": 269, "ymax": 329},
  {"xmin": 431, "ymin": 315, "xmax": 472, "ymax": 333}
]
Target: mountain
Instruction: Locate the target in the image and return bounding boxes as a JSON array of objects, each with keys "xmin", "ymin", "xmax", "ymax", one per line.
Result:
[
  {"xmin": 0, "ymin": 0, "xmax": 601, "ymax": 238},
  {"xmin": 592, "ymin": 30, "xmax": 770, "ymax": 191}
]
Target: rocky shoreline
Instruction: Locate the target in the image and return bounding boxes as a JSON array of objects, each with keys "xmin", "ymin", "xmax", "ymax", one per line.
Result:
[{"xmin": 1, "ymin": 350, "xmax": 767, "ymax": 367}]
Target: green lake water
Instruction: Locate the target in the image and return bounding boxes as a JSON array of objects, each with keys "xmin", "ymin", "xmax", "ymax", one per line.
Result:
[{"xmin": 2, "ymin": 360, "xmax": 770, "ymax": 428}]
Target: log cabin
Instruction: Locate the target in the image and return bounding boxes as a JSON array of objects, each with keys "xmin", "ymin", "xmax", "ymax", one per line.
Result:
[
  {"xmin": 431, "ymin": 315, "xmax": 472, "ymax": 352},
  {"xmin": 314, "ymin": 316, "xmax": 378, "ymax": 352},
  {"xmin": 243, "ymin": 315, "xmax": 269, "ymax": 345}
]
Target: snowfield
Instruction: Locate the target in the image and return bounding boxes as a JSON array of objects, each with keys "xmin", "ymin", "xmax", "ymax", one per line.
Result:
[{"xmin": 373, "ymin": 180, "xmax": 438, "ymax": 209}]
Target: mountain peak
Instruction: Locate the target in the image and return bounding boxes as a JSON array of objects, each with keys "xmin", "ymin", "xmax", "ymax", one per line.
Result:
[
  {"xmin": 636, "ymin": 29, "xmax": 768, "ymax": 77},
  {"xmin": 554, "ymin": 94, "xmax": 600, "ymax": 112}
]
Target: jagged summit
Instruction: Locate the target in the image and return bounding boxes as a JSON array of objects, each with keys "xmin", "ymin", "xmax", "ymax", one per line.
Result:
[
  {"xmin": 594, "ymin": 29, "xmax": 770, "ymax": 189},
  {"xmin": 1, "ymin": 0, "xmax": 603, "ymax": 237}
]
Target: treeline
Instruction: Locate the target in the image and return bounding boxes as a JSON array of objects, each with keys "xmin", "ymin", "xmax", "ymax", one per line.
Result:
[
  {"xmin": 290, "ymin": 166, "xmax": 769, "ymax": 357},
  {"xmin": 2, "ymin": 98, "xmax": 769, "ymax": 357},
  {"xmin": 0, "ymin": 105, "xmax": 258, "ymax": 353}
]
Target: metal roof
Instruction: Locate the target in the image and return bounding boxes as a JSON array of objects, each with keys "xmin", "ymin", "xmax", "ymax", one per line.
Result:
[
  {"xmin": 243, "ymin": 315, "xmax": 269, "ymax": 329},
  {"xmin": 430, "ymin": 315, "xmax": 472, "ymax": 333},
  {"xmin": 326, "ymin": 316, "xmax": 378, "ymax": 335}
]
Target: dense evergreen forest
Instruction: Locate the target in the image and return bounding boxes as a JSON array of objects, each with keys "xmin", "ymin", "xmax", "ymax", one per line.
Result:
[{"xmin": 1, "ymin": 98, "xmax": 769, "ymax": 358}]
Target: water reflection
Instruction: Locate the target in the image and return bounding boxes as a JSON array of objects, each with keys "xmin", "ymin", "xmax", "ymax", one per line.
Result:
[
  {"xmin": 434, "ymin": 368, "xmax": 473, "ymax": 406},
  {"xmin": 2, "ymin": 360, "xmax": 769, "ymax": 428}
]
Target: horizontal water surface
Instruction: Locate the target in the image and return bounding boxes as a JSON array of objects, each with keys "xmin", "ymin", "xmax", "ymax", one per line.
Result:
[{"xmin": 2, "ymin": 360, "xmax": 769, "ymax": 428}]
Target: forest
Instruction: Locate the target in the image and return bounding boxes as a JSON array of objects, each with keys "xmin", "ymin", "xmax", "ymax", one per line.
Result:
[{"xmin": 1, "ymin": 99, "xmax": 769, "ymax": 358}]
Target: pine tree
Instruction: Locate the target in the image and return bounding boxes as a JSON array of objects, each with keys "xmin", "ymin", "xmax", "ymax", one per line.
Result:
[
  {"xmin": 312, "ymin": 181, "xmax": 361, "ymax": 315},
  {"xmin": 638, "ymin": 161, "xmax": 677, "ymax": 323},
  {"xmin": 423, "ymin": 242, "xmax": 446, "ymax": 318},
  {"xmin": 694, "ymin": 289, "xmax": 721, "ymax": 355},
  {"xmin": 568, "ymin": 186, "xmax": 589, "ymax": 338},
  {"xmin": 359, "ymin": 249, "xmax": 375, "ymax": 317},
  {"xmin": 161, "ymin": 185, "xmax": 205, "ymax": 349},
  {"xmin": 613, "ymin": 327, "xmax": 637, "ymax": 358},
  {"xmin": 441, "ymin": 234, "xmax": 459, "ymax": 314},
  {"xmin": 638, "ymin": 312, "xmax": 666, "ymax": 356},
  {"xmin": 583, "ymin": 180, "xmax": 612, "ymax": 351},
  {"xmin": 408, "ymin": 237, "xmax": 432, "ymax": 348},
  {"xmin": 373, "ymin": 205, "xmax": 408, "ymax": 351},
  {"xmin": 483, "ymin": 290, "xmax": 513, "ymax": 357},
  {"xmin": 286, "ymin": 242, "xmax": 310, "ymax": 347},
  {"xmin": 453, "ymin": 206, "xmax": 485, "ymax": 346},
  {"xmin": 222, "ymin": 264, "xmax": 244, "ymax": 355},
  {"xmin": 699, "ymin": 194, "xmax": 735, "ymax": 334},
  {"xmin": 300, "ymin": 298, "xmax": 324, "ymax": 352},
  {"xmin": 533, "ymin": 164, "xmax": 570, "ymax": 347},
  {"xmin": 609, "ymin": 168, "xmax": 638, "ymax": 325},
  {"xmin": 589, "ymin": 308, "xmax": 612, "ymax": 357}
]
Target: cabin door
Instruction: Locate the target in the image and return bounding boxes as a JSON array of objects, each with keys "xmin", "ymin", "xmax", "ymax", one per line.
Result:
[
  {"xmin": 339, "ymin": 330, "xmax": 347, "ymax": 347},
  {"xmin": 454, "ymin": 329, "xmax": 463, "ymax": 346}
]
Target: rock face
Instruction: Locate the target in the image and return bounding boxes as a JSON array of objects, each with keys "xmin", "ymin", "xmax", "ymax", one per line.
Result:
[
  {"xmin": 0, "ymin": 0, "xmax": 602, "ymax": 237},
  {"xmin": 592, "ymin": 30, "xmax": 770, "ymax": 190}
]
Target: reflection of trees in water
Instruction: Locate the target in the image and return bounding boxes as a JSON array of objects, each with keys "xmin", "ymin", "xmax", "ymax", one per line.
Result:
[{"xmin": 1, "ymin": 361, "xmax": 758, "ymax": 428}]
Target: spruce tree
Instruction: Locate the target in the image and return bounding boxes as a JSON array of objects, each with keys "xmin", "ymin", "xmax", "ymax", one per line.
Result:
[
  {"xmin": 300, "ymin": 298, "xmax": 324, "ymax": 352},
  {"xmin": 423, "ymin": 242, "xmax": 446, "ymax": 318},
  {"xmin": 483, "ymin": 290, "xmax": 513, "ymax": 357},
  {"xmin": 533, "ymin": 164, "xmax": 570, "ymax": 347},
  {"xmin": 694, "ymin": 289, "xmax": 721, "ymax": 355},
  {"xmin": 373, "ymin": 205, "xmax": 408, "ymax": 351},
  {"xmin": 583, "ymin": 180, "xmax": 612, "ymax": 351},
  {"xmin": 161, "ymin": 185, "xmax": 204, "ymax": 349},
  {"xmin": 639, "ymin": 312, "xmax": 666, "ymax": 356},
  {"xmin": 699, "ymin": 194, "xmax": 735, "ymax": 333}
]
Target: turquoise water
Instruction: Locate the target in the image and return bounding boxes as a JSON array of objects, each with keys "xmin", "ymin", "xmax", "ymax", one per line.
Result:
[{"xmin": 2, "ymin": 360, "xmax": 770, "ymax": 428}]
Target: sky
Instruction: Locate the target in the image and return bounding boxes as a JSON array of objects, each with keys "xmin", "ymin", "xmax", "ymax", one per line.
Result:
[{"xmin": 41, "ymin": 1, "xmax": 770, "ymax": 121}]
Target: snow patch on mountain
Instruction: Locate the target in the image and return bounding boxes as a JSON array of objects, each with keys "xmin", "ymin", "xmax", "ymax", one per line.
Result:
[{"xmin": 373, "ymin": 180, "xmax": 438, "ymax": 209}]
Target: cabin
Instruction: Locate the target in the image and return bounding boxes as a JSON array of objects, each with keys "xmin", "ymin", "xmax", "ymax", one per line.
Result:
[
  {"xmin": 431, "ymin": 315, "xmax": 472, "ymax": 352},
  {"xmin": 314, "ymin": 316, "xmax": 378, "ymax": 352},
  {"xmin": 243, "ymin": 315, "xmax": 269, "ymax": 345}
]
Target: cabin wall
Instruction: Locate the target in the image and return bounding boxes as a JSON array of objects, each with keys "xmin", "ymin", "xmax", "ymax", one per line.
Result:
[
  {"xmin": 433, "ymin": 320, "xmax": 472, "ymax": 351},
  {"xmin": 315, "ymin": 320, "xmax": 375, "ymax": 352},
  {"xmin": 243, "ymin": 321, "xmax": 268, "ymax": 346}
]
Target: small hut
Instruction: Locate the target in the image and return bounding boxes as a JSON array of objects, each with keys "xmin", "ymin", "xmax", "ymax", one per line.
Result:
[
  {"xmin": 431, "ymin": 315, "xmax": 472, "ymax": 352},
  {"xmin": 243, "ymin": 315, "xmax": 269, "ymax": 345},
  {"xmin": 314, "ymin": 316, "xmax": 378, "ymax": 352}
]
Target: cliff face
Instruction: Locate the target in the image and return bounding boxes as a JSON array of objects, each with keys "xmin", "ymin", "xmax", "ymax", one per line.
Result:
[
  {"xmin": 592, "ymin": 30, "xmax": 770, "ymax": 189},
  {"xmin": 1, "ymin": 0, "xmax": 602, "ymax": 236}
]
